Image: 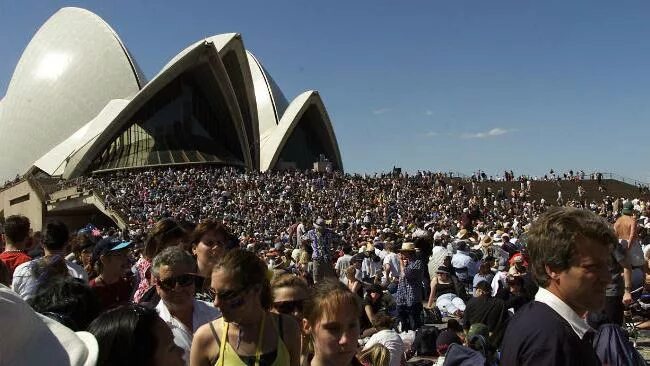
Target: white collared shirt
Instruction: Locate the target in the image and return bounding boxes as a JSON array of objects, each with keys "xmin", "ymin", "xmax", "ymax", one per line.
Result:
[
  {"xmin": 534, "ymin": 287, "xmax": 593, "ymax": 339},
  {"xmin": 156, "ymin": 299, "xmax": 221, "ymax": 364}
]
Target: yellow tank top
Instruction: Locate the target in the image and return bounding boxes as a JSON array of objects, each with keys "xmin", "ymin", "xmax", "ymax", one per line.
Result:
[{"xmin": 215, "ymin": 313, "xmax": 290, "ymax": 366}]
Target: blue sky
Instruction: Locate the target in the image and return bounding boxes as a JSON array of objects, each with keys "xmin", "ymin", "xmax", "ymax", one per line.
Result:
[{"xmin": 1, "ymin": 1, "xmax": 649, "ymax": 182}]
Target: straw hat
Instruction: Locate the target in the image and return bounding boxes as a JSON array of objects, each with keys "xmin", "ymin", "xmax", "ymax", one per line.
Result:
[
  {"xmin": 398, "ymin": 242, "xmax": 417, "ymax": 252},
  {"xmin": 456, "ymin": 229, "xmax": 469, "ymax": 239},
  {"xmin": 480, "ymin": 236, "xmax": 493, "ymax": 247}
]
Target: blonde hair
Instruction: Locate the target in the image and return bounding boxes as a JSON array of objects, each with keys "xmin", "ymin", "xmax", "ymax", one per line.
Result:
[
  {"xmin": 357, "ymin": 343, "xmax": 391, "ymax": 366},
  {"xmin": 271, "ymin": 273, "xmax": 309, "ymax": 292}
]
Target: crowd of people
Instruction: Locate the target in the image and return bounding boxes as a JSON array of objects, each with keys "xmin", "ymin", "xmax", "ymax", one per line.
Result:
[{"xmin": 2, "ymin": 166, "xmax": 650, "ymax": 365}]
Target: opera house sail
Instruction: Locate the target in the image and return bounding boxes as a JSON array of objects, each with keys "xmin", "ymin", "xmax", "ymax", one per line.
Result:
[{"xmin": 0, "ymin": 7, "xmax": 343, "ymax": 184}]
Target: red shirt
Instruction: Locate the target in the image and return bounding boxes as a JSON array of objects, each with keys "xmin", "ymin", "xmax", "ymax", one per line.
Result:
[
  {"xmin": 0, "ymin": 251, "xmax": 31, "ymax": 277},
  {"xmin": 90, "ymin": 276, "xmax": 134, "ymax": 311}
]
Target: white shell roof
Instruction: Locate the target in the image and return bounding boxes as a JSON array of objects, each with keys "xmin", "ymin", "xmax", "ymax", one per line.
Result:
[
  {"xmin": 260, "ymin": 91, "xmax": 343, "ymax": 172},
  {"xmin": 246, "ymin": 51, "xmax": 290, "ymax": 137},
  {"xmin": 0, "ymin": 7, "xmax": 143, "ymax": 182}
]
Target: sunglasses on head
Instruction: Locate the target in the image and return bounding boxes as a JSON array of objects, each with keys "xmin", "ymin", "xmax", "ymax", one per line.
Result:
[
  {"xmin": 157, "ymin": 273, "xmax": 196, "ymax": 291},
  {"xmin": 209, "ymin": 286, "xmax": 249, "ymax": 306},
  {"xmin": 273, "ymin": 299, "xmax": 304, "ymax": 314}
]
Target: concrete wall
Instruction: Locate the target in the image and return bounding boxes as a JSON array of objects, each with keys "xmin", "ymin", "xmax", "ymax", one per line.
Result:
[{"xmin": 0, "ymin": 181, "xmax": 44, "ymax": 231}]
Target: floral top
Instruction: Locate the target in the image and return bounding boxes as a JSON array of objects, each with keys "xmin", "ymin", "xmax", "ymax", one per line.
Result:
[{"xmin": 133, "ymin": 257, "xmax": 152, "ymax": 303}]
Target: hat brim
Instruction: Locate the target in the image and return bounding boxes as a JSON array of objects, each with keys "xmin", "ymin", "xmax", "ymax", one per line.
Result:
[{"xmin": 110, "ymin": 241, "xmax": 132, "ymax": 252}]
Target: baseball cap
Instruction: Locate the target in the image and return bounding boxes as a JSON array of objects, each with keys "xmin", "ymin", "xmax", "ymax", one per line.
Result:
[{"xmin": 91, "ymin": 238, "xmax": 132, "ymax": 264}]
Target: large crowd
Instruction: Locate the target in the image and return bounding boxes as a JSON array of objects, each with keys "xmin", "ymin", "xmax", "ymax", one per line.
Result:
[{"xmin": 2, "ymin": 166, "xmax": 650, "ymax": 366}]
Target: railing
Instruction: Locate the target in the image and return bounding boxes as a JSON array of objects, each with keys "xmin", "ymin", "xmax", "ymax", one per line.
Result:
[{"xmin": 599, "ymin": 172, "xmax": 649, "ymax": 187}]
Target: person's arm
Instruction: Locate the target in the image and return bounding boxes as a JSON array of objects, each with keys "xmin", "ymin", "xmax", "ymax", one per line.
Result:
[
  {"xmin": 629, "ymin": 220, "xmax": 638, "ymax": 244},
  {"xmin": 623, "ymin": 266, "xmax": 633, "ymax": 305},
  {"xmin": 427, "ymin": 277, "xmax": 438, "ymax": 308},
  {"xmin": 189, "ymin": 322, "xmax": 219, "ymax": 366},
  {"xmin": 364, "ymin": 304, "xmax": 376, "ymax": 325}
]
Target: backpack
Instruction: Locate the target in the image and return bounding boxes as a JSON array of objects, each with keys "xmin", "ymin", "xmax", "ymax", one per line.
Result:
[
  {"xmin": 442, "ymin": 343, "xmax": 487, "ymax": 366},
  {"xmin": 412, "ymin": 325, "xmax": 440, "ymax": 356},
  {"xmin": 593, "ymin": 324, "xmax": 645, "ymax": 366},
  {"xmin": 422, "ymin": 306, "xmax": 443, "ymax": 324}
]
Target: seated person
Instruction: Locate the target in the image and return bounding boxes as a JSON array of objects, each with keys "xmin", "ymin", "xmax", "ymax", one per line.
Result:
[
  {"xmin": 463, "ymin": 281, "xmax": 509, "ymax": 346},
  {"xmin": 495, "ymin": 275, "xmax": 530, "ymax": 312},
  {"xmin": 428, "ymin": 266, "xmax": 467, "ymax": 317},
  {"xmin": 362, "ymin": 284, "xmax": 396, "ymax": 335}
]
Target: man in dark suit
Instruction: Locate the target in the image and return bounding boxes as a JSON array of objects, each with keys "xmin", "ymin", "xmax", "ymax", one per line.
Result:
[{"xmin": 500, "ymin": 207, "xmax": 615, "ymax": 366}]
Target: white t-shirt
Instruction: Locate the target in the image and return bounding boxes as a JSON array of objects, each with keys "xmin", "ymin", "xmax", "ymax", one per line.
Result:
[
  {"xmin": 335, "ymin": 254, "xmax": 353, "ymax": 283},
  {"xmin": 363, "ymin": 329, "xmax": 405, "ymax": 366},
  {"xmin": 12, "ymin": 259, "xmax": 88, "ymax": 300},
  {"xmin": 383, "ymin": 253, "xmax": 400, "ymax": 280},
  {"xmin": 156, "ymin": 299, "xmax": 221, "ymax": 365}
]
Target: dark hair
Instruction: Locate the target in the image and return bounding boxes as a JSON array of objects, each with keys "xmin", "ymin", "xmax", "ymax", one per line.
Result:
[
  {"xmin": 0, "ymin": 260, "xmax": 10, "ymax": 287},
  {"xmin": 527, "ymin": 207, "xmax": 616, "ymax": 287},
  {"xmin": 191, "ymin": 219, "xmax": 238, "ymax": 249},
  {"xmin": 88, "ymin": 304, "xmax": 160, "ymax": 366},
  {"xmin": 371, "ymin": 313, "xmax": 395, "ymax": 330},
  {"xmin": 144, "ymin": 218, "xmax": 186, "ymax": 260},
  {"xmin": 28, "ymin": 277, "xmax": 100, "ymax": 331},
  {"xmin": 214, "ymin": 249, "xmax": 272, "ymax": 309},
  {"xmin": 43, "ymin": 221, "xmax": 69, "ymax": 251},
  {"xmin": 475, "ymin": 280, "xmax": 491, "ymax": 294},
  {"xmin": 4, "ymin": 215, "xmax": 30, "ymax": 244}
]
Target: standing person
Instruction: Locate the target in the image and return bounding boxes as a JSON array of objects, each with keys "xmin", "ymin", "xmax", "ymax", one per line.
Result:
[
  {"xmin": 88, "ymin": 238, "xmax": 134, "ymax": 311},
  {"xmin": 304, "ymin": 217, "xmax": 336, "ymax": 284},
  {"xmin": 614, "ymin": 202, "xmax": 646, "ymax": 286},
  {"xmin": 133, "ymin": 218, "xmax": 187, "ymax": 303},
  {"xmin": 0, "ymin": 215, "xmax": 31, "ymax": 278},
  {"xmin": 152, "ymin": 247, "xmax": 220, "ymax": 364},
  {"xmin": 190, "ymin": 249, "xmax": 301, "ymax": 366},
  {"xmin": 12, "ymin": 221, "xmax": 88, "ymax": 300},
  {"xmin": 394, "ymin": 242, "xmax": 424, "ymax": 332},
  {"xmin": 335, "ymin": 246, "xmax": 353, "ymax": 283},
  {"xmin": 88, "ymin": 304, "xmax": 185, "ymax": 366},
  {"xmin": 382, "ymin": 243, "xmax": 400, "ymax": 293},
  {"xmin": 190, "ymin": 220, "xmax": 236, "ymax": 302},
  {"xmin": 501, "ymin": 207, "xmax": 614, "ymax": 365},
  {"xmin": 301, "ymin": 279, "xmax": 363, "ymax": 366}
]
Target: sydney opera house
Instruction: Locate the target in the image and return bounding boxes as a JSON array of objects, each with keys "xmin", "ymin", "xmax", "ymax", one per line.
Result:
[{"xmin": 0, "ymin": 7, "xmax": 342, "ymax": 229}]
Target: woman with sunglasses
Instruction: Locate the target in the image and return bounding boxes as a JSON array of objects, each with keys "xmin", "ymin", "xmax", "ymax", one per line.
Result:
[
  {"xmin": 271, "ymin": 273, "xmax": 310, "ymax": 366},
  {"xmin": 190, "ymin": 249, "xmax": 301, "ymax": 366},
  {"xmin": 191, "ymin": 220, "xmax": 236, "ymax": 302},
  {"xmin": 153, "ymin": 246, "xmax": 220, "ymax": 364}
]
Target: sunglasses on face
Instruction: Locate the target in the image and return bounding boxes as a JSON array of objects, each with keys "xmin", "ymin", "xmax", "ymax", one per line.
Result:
[
  {"xmin": 157, "ymin": 274, "xmax": 196, "ymax": 291},
  {"xmin": 273, "ymin": 299, "xmax": 304, "ymax": 314}
]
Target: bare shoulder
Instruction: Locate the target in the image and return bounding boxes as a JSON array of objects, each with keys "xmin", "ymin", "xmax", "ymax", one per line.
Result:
[{"xmin": 194, "ymin": 319, "xmax": 221, "ymax": 346}]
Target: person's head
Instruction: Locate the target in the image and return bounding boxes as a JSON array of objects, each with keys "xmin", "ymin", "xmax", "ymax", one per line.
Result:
[
  {"xmin": 88, "ymin": 304, "xmax": 184, "ymax": 366},
  {"xmin": 314, "ymin": 217, "xmax": 326, "ymax": 233},
  {"xmin": 144, "ymin": 218, "xmax": 187, "ymax": 260},
  {"xmin": 478, "ymin": 260, "xmax": 491, "ymax": 275},
  {"xmin": 474, "ymin": 280, "xmax": 491, "ymax": 298},
  {"xmin": 527, "ymin": 207, "xmax": 615, "ymax": 314},
  {"xmin": 92, "ymin": 239, "xmax": 132, "ymax": 277},
  {"xmin": 211, "ymin": 249, "xmax": 272, "ymax": 322},
  {"xmin": 506, "ymin": 275, "xmax": 523, "ymax": 294},
  {"xmin": 357, "ymin": 343, "xmax": 390, "ymax": 366},
  {"xmin": 43, "ymin": 221, "xmax": 69, "ymax": 252},
  {"xmin": 366, "ymin": 284, "xmax": 383, "ymax": 303},
  {"xmin": 436, "ymin": 329, "xmax": 462, "ymax": 356},
  {"xmin": 4, "ymin": 215, "xmax": 30, "ymax": 247},
  {"xmin": 371, "ymin": 313, "xmax": 394, "ymax": 330},
  {"xmin": 28, "ymin": 277, "xmax": 100, "ymax": 331},
  {"xmin": 302, "ymin": 279, "xmax": 361, "ymax": 365},
  {"xmin": 71, "ymin": 234, "xmax": 95, "ymax": 267},
  {"xmin": 271, "ymin": 273, "xmax": 309, "ymax": 320},
  {"xmin": 191, "ymin": 220, "xmax": 236, "ymax": 274},
  {"xmin": 152, "ymin": 247, "xmax": 197, "ymax": 311},
  {"xmin": 436, "ymin": 266, "xmax": 451, "ymax": 281}
]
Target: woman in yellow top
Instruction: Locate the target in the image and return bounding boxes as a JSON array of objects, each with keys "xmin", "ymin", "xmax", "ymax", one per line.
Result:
[{"xmin": 190, "ymin": 249, "xmax": 301, "ymax": 366}]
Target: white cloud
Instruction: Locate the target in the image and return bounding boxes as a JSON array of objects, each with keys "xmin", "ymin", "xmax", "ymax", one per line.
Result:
[
  {"xmin": 425, "ymin": 110, "xmax": 433, "ymax": 116},
  {"xmin": 423, "ymin": 131, "xmax": 438, "ymax": 137},
  {"xmin": 372, "ymin": 108, "xmax": 391, "ymax": 115},
  {"xmin": 461, "ymin": 127, "xmax": 512, "ymax": 139}
]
